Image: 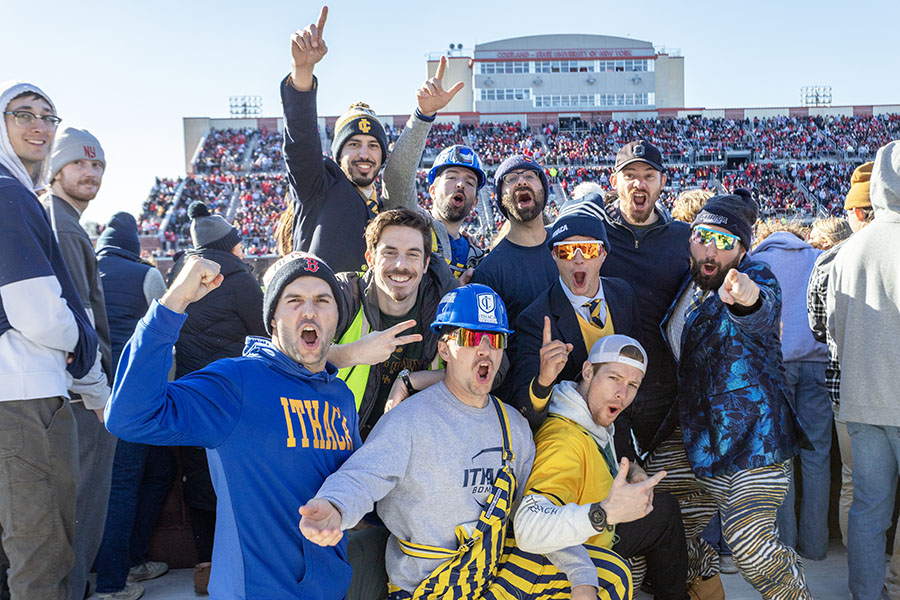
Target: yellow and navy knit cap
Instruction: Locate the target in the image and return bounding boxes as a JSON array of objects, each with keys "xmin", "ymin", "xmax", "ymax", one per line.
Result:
[
  {"xmin": 844, "ymin": 162, "xmax": 873, "ymax": 210},
  {"xmin": 331, "ymin": 102, "xmax": 387, "ymax": 161}
]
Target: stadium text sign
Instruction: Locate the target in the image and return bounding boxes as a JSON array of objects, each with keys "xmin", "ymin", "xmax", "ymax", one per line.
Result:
[{"xmin": 478, "ymin": 49, "xmax": 643, "ymax": 60}]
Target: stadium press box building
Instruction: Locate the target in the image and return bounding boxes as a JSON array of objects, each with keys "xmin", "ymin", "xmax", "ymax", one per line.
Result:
[{"xmin": 428, "ymin": 34, "xmax": 685, "ymax": 124}]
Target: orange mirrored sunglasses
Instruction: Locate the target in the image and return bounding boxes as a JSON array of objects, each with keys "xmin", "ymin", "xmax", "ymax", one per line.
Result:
[{"xmin": 552, "ymin": 241, "xmax": 605, "ymax": 260}]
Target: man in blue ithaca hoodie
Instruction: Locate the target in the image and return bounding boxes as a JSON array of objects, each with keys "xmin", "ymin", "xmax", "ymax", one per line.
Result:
[{"xmin": 105, "ymin": 252, "xmax": 361, "ymax": 600}]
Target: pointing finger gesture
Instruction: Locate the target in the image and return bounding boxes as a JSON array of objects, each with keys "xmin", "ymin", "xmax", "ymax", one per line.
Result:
[
  {"xmin": 290, "ymin": 6, "xmax": 329, "ymax": 91},
  {"xmin": 718, "ymin": 268, "xmax": 759, "ymax": 307},
  {"xmin": 416, "ymin": 56, "xmax": 466, "ymax": 117}
]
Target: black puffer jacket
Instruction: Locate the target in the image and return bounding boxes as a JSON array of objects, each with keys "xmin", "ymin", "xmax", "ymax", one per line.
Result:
[{"xmin": 167, "ymin": 248, "xmax": 266, "ymax": 378}]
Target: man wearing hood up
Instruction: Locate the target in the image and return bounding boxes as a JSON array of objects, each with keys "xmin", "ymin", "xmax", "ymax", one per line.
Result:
[
  {"xmin": 514, "ymin": 335, "xmax": 688, "ymax": 600},
  {"xmin": 752, "ymin": 224, "xmax": 830, "ymax": 561},
  {"xmin": 827, "ymin": 140, "xmax": 900, "ymax": 600},
  {"xmin": 0, "ymin": 80, "xmax": 98, "ymax": 599}
]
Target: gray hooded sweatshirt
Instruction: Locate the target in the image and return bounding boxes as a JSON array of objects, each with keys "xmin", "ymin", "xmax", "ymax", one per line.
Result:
[{"xmin": 827, "ymin": 141, "xmax": 900, "ymax": 426}]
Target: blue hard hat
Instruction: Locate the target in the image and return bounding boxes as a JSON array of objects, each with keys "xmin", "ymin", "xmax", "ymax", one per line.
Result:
[
  {"xmin": 427, "ymin": 145, "xmax": 487, "ymax": 190},
  {"xmin": 430, "ymin": 284, "xmax": 513, "ymax": 334}
]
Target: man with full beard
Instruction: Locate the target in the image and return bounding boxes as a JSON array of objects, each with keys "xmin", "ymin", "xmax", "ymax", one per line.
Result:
[
  {"xmin": 43, "ymin": 127, "xmax": 118, "ymax": 600},
  {"xmin": 105, "ymin": 253, "xmax": 361, "ymax": 600},
  {"xmin": 471, "ymin": 155, "xmax": 556, "ymax": 330},
  {"xmin": 661, "ymin": 191, "xmax": 810, "ymax": 599}
]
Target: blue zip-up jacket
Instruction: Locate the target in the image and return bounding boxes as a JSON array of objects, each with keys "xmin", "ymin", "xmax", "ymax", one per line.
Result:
[
  {"xmin": 661, "ymin": 259, "xmax": 802, "ymax": 478},
  {"xmin": 106, "ymin": 300, "xmax": 360, "ymax": 600}
]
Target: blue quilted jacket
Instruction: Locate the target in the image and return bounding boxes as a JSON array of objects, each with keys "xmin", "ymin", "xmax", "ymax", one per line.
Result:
[{"xmin": 661, "ymin": 258, "xmax": 803, "ymax": 478}]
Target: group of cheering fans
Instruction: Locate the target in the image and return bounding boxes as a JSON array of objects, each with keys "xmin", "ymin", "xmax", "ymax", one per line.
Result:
[{"xmin": 2, "ymin": 5, "xmax": 900, "ymax": 600}]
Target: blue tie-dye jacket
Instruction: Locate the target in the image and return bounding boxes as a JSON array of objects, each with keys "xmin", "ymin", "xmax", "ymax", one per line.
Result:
[{"xmin": 661, "ymin": 258, "xmax": 803, "ymax": 478}]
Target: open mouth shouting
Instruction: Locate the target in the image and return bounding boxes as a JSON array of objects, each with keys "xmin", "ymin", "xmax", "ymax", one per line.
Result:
[
  {"xmin": 514, "ymin": 188, "xmax": 534, "ymax": 208},
  {"xmin": 571, "ymin": 269, "xmax": 588, "ymax": 292},
  {"xmin": 450, "ymin": 191, "xmax": 467, "ymax": 208},
  {"xmin": 299, "ymin": 323, "xmax": 320, "ymax": 350},
  {"xmin": 700, "ymin": 261, "xmax": 718, "ymax": 277},
  {"xmin": 630, "ymin": 190, "xmax": 650, "ymax": 213},
  {"xmin": 475, "ymin": 360, "xmax": 494, "ymax": 384}
]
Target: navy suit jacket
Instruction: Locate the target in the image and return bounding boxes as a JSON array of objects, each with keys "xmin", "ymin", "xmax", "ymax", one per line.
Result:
[{"xmin": 513, "ymin": 276, "xmax": 640, "ymax": 431}]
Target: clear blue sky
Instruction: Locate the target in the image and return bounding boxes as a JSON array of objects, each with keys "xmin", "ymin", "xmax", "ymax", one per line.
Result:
[{"xmin": 6, "ymin": 0, "xmax": 897, "ymax": 225}]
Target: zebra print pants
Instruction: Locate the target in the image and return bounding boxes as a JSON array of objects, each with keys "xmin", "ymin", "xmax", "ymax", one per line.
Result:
[
  {"xmin": 699, "ymin": 461, "xmax": 812, "ymax": 600},
  {"xmin": 643, "ymin": 431, "xmax": 720, "ymax": 583}
]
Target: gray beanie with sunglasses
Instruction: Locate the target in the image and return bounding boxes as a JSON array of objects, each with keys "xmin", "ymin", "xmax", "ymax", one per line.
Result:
[{"xmin": 692, "ymin": 189, "xmax": 758, "ymax": 251}]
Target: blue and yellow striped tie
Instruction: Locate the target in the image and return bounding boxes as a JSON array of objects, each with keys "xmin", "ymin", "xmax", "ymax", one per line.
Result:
[
  {"xmin": 365, "ymin": 189, "xmax": 380, "ymax": 218},
  {"xmin": 582, "ymin": 298, "xmax": 606, "ymax": 328}
]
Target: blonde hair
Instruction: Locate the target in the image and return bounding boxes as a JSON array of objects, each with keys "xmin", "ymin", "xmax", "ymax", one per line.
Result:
[
  {"xmin": 809, "ymin": 217, "xmax": 852, "ymax": 250},
  {"xmin": 671, "ymin": 188, "xmax": 713, "ymax": 223},
  {"xmin": 753, "ymin": 219, "xmax": 808, "ymax": 249},
  {"xmin": 274, "ymin": 195, "xmax": 294, "ymax": 257}
]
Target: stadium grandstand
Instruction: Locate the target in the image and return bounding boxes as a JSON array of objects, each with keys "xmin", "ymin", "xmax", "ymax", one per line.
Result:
[{"xmin": 130, "ymin": 33, "xmax": 900, "ymax": 272}]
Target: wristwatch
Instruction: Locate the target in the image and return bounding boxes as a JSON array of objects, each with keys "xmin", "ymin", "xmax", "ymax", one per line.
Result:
[
  {"xmin": 588, "ymin": 502, "xmax": 614, "ymax": 533},
  {"xmin": 398, "ymin": 369, "xmax": 416, "ymax": 395}
]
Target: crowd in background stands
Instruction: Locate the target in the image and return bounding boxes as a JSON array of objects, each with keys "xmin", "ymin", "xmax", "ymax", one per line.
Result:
[
  {"xmin": 136, "ymin": 114, "xmax": 900, "ymax": 257},
  {"xmin": 163, "ymin": 175, "xmax": 238, "ymax": 251},
  {"xmin": 194, "ymin": 128, "xmax": 253, "ymax": 174},
  {"xmin": 232, "ymin": 174, "xmax": 289, "ymax": 256},
  {"xmin": 471, "ymin": 122, "xmax": 541, "ymax": 165},
  {"xmin": 249, "ymin": 130, "xmax": 283, "ymax": 172},
  {"xmin": 137, "ymin": 177, "xmax": 182, "ymax": 234}
]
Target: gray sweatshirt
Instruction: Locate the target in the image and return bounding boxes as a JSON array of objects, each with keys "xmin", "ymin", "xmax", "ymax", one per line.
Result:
[
  {"xmin": 315, "ymin": 381, "xmax": 535, "ymax": 593},
  {"xmin": 827, "ymin": 141, "xmax": 900, "ymax": 426}
]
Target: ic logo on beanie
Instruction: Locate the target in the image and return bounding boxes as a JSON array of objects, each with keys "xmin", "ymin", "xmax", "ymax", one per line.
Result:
[{"xmin": 358, "ymin": 119, "xmax": 371, "ymax": 134}]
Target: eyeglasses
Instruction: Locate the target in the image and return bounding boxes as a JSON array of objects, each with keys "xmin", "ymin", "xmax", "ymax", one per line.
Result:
[
  {"xmin": 3, "ymin": 110, "xmax": 62, "ymax": 129},
  {"xmin": 449, "ymin": 328, "xmax": 508, "ymax": 349},
  {"xmin": 691, "ymin": 226, "xmax": 739, "ymax": 251},
  {"xmin": 553, "ymin": 240, "xmax": 604, "ymax": 260},
  {"xmin": 501, "ymin": 170, "xmax": 540, "ymax": 185}
]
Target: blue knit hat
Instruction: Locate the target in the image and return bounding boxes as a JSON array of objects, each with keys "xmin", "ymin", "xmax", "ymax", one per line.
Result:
[
  {"xmin": 96, "ymin": 212, "xmax": 140, "ymax": 256},
  {"xmin": 493, "ymin": 154, "xmax": 549, "ymax": 218},
  {"xmin": 547, "ymin": 204, "xmax": 609, "ymax": 251}
]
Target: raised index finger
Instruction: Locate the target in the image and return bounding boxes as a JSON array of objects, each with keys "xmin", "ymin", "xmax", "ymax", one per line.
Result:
[
  {"xmin": 316, "ymin": 6, "xmax": 328, "ymax": 36},
  {"xmin": 542, "ymin": 316, "xmax": 552, "ymax": 345},
  {"xmin": 435, "ymin": 55, "xmax": 447, "ymax": 83}
]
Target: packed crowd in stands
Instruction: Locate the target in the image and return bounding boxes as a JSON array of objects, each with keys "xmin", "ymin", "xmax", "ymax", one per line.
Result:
[
  {"xmin": 232, "ymin": 174, "xmax": 289, "ymax": 256},
  {"xmin": 194, "ymin": 128, "xmax": 254, "ymax": 174},
  {"xmin": 138, "ymin": 113, "xmax": 900, "ymax": 256},
  {"xmin": 137, "ymin": 177, "xmax": 182, "ymax": 234},
  {"xmin": 249, "ymin": 129, "xmax": 284, "ymax": 173},
  {"xmin": 471, "ymin": 121, "xmax": 542, "ymax": 165},
  {"xmin": 162, "ymin": 174, "xmax": 239, "ymax": 251}
]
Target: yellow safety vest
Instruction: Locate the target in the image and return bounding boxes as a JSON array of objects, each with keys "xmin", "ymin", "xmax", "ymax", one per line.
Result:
[{"xmin": 337, "ymin": 305, "xmax": 371, "ymax": 410}]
